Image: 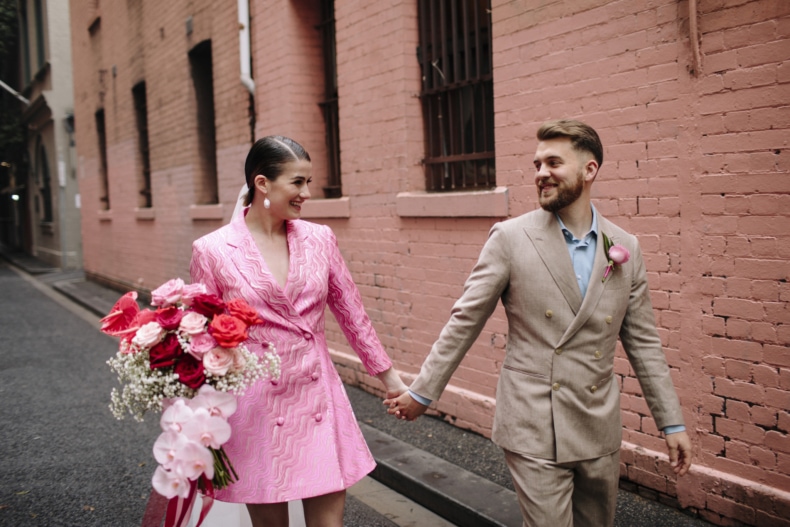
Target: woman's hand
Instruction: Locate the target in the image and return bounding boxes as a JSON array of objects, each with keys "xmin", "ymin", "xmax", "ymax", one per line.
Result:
[{"xmin": 376, "ymin": 367, "xmax": 409, "ymax": 400}]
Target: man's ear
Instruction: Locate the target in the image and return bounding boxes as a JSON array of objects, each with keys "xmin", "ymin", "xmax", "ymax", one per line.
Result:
[{"xmin": 584, "ymin": 159, "xmax": 599, "ymax": 182}]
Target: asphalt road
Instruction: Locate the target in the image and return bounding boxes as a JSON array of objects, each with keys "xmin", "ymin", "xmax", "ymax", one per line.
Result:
[{"xmin": 0, "ymin": 263, "xmax": 411, "ymax": 527}]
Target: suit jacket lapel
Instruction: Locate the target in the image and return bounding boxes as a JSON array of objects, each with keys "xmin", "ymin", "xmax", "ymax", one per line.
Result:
[
  {"xmin": 524, "ymin": 211, "xmax": 583, "ymax": 314},
  {"xmin": 557, "ymin": 216, "xmax": 611, "ymax": 347}
]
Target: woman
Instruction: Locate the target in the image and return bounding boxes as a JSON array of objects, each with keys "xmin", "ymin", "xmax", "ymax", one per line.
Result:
[{"xmin": 190, "ymin": 136, "xmax": 407, "ymax": 527}]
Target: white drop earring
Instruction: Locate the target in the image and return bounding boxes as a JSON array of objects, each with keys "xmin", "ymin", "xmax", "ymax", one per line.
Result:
[{"xmin": 263, "ymin": 197, "xmax": 271, "ymax": 209}]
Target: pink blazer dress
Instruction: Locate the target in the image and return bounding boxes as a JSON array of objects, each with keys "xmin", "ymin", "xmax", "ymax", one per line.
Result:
[{"xmin": 190, "ymin": 212, "xmax": 392, "ymax": 503}]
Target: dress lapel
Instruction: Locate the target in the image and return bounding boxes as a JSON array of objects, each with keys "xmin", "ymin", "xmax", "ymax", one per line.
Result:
[{"xmin": 225, "ymin": 214, "xmax": 309, "ymax": 333}]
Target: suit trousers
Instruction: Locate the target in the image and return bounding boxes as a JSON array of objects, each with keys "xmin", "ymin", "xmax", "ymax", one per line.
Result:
[{"xmin": 503, "ymin": 448, "xmax": 620, "ymax": 527}]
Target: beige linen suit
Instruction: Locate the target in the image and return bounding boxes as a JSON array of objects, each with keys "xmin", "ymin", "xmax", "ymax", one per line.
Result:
[{"xmin": 410, "ymin": 208, "xmax": 684, "ymax": 464}]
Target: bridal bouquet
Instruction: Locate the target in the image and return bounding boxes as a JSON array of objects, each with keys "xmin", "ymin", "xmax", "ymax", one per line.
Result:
[{"xmin": 100, "ymin": 278, "xmax": 280, "ymax": 526}]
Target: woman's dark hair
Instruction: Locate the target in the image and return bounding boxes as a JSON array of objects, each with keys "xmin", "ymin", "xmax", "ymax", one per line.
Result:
[{"xmin": 243, "ymin": 136, "xmax": 311, "ymax": 205}]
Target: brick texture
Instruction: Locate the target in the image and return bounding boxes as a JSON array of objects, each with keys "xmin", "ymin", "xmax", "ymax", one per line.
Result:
[{"xmin": 70, "ymin": 0, "xmax": 789, "ymax": 525}]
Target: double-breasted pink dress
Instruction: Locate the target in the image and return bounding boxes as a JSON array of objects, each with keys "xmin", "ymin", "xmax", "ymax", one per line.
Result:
[{"xmin": 190, "ymin": 212, "xmax": 392, "ymax": 503}]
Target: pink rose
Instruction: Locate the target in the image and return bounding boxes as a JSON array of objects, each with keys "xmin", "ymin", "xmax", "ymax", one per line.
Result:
[
  {"xmin": 132, "ymin": 321, "xmax": 165, "ymax": 348},
  {"xmin": 230, "ymin": 348, "xmax": 246, "ymax": 373},
  {"xmin": 155, "ymin": 306, "xmax": 184, "ymax": 331},
  {"xmin": 608, "ymin": 244, "xmax": 630, "ymax": 265},
  {"xmin": 179, "ymin": 312, "xmax": 208, "ymax": 336},
  {"xmin": 188, "ymin": 333, "xmax": 217, "ymax": 358},
  {"xmin": 151, "ymin": 278, "xmax": 185, "ymax": 307},
  {"xmin": 180, "ymin": 283, "xmax": 208, "ymax": 306},
  {"xmin": 203, "ymin": 347, "xmax": 234, "ymax": 376}
]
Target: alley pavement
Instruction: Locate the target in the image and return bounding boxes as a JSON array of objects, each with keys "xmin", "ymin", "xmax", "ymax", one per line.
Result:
[{"xmin": 0, "ymin": 249, "xmax": 714, "ymax": 527}]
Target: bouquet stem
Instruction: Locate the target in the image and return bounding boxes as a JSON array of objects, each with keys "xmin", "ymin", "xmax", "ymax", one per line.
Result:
[{"xmin": 210, "ymin": 447, "xmax": 238, "ymax": 489}]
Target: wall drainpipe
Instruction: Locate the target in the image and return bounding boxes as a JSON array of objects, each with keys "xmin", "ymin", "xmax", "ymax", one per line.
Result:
[{"xmin": 689, "ymin": 0, "xmax": 702, "ymax": 76}]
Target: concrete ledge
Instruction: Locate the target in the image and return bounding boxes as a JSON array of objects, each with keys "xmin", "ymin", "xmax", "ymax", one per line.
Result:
[
  {"xmin": 190, "ymin": 203, "xmax": 225, "ymax": 221},
  {"xmin": 135, "ymin": 207, "xmax": 155, "ymax": 221},
  {"xmin": 396, "ymin": 187, "xmax": 508, "ymax": 217},
  {"xmin": 361, "ymin": 424, "xmax": 522, "ymax": 527},
  {"xmin": 300, "ymin": 197, "xmax": 351, "ymax": 218}
]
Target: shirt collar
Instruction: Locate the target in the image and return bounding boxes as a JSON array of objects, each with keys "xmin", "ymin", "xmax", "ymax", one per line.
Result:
[{"xmin": 556, "ymin": 205, "xmax": 599, "ymax": 242}]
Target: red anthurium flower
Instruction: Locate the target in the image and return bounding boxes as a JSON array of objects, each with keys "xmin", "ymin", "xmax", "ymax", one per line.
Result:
[{"xmin": 100, "ymin": 292, "xmax": 140, "ymax": 336}]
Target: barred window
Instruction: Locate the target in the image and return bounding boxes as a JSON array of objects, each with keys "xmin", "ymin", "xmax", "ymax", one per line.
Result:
[
  {"xmin": 318, "ymin": 0, "xmax": 342, "ymax": 198},
  {"xmin": 418, "ymin": 0, "xmax": 495, "ymax": 191}
]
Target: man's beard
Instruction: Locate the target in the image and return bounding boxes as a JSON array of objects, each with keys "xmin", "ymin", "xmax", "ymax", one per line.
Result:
[{"xmin": 539, "ymin": 170, "xmax": 584, "ymax": 212}]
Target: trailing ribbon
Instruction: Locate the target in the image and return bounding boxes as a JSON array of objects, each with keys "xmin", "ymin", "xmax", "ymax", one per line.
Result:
[{"xmin": 164, "ymin": 476, "xmax": 215, "ymax": 527}]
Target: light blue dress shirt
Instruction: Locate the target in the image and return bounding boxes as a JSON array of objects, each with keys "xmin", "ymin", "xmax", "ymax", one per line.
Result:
[{"xmin": 409, "ymin": 205, "xmax": 685, "ymax": 435}]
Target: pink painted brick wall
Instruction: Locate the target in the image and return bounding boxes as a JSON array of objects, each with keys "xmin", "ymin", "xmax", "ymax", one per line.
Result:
[{"xmin": 70, "ymin": 0, "xmax": 789, "ymax": 524}]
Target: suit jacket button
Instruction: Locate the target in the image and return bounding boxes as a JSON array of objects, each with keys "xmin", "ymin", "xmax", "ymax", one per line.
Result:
[
  {"xmin": 605, "ymin": 316, "xmax": 613, "ymax": 324},
  {"xmin": 276, "ymin": 417, "xmax": 284, "ymax": 426},
  {"xmin": 545, "ymin": 310, "xmax": 553, "ymax": 318},
  {"xmin": 552, "ymin": 382, "xmax": 561, "ymax": 391},
  {"xmin": 315, "ymin": 413, "xmax": 323, "ymax": 422},
  {"xmin": 590, "ymin": 385, "xmax": 598, "ymax": 393},
  {"xmin": 554, "ymin": 348, "xmax": 562, "ymax": 355},
  {"xmin": 311, "ymin": 372, "xmax": 319, "ymax": 381},
  {"xmin": 594, "ymin": 350, "xmax": 602, "ymax": 359},
  {"xmin": 304, "ymin": 332, "xmax": 313, "ymax": 339}
]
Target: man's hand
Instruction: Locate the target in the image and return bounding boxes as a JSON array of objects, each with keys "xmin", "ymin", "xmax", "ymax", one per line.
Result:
[
  {"xmin": 384, "ymin": 392, "xmax": 428, "ymax": 421},
  {"xmin": 665, "ymin": 431, "xmax": 692, "ymax": 476}
]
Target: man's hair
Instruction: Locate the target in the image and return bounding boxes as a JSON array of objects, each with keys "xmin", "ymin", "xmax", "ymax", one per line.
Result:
[{"xmin": 536, "ymin": 119, "xmax": 603, "ymax": 167}]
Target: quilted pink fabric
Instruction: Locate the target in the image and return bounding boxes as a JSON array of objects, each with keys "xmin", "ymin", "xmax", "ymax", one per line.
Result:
[{"xmin": 190, "ymin": 213, "xmax": 392, "ymax": 503}]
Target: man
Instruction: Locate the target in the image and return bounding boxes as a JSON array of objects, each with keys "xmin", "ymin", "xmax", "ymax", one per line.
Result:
[{"xmin": 386, "ymin": 119, "xmax": 692, "ymax": 526}]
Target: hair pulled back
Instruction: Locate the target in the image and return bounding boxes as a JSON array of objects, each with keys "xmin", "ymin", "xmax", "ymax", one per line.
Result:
[
  {"xmin": 243, "ymin": 136, "xmax": 311, "ymax": 206},
  {"xmin": 536, "ymin": 119, "xmax": 603, "ymax": 168}
]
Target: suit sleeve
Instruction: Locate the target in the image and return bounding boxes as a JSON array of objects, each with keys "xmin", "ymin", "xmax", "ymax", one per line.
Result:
[
  {"xmin": 410, "ymin": 223, "xmax": 511, "ymax": 401},
  {"xmin": 190, "ymin": 238, "xmax": 222, "ymax": 297},
  {"xmin": 325, "ymin": 228, "xmax": 393, "ymax": 377},
  {"xmin": 618, "ymin": 242, "xmax": 685, "ymax": 429}
]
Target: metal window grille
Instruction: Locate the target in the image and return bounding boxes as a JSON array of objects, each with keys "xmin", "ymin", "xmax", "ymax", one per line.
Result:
[
  {"xmin": 132, "ymin": 82, "xmax": 152, "ymax": 208},
  {"xmin": 95, "ymin": 109, "xmax": 110, "ymax": 210},
  {"xmin": 418, "ymin": 0, "xmax": 495, "ymax": 191},
  {"xmin": 318, "ymin": 0, "xmax": 342, "ymax": 198}
]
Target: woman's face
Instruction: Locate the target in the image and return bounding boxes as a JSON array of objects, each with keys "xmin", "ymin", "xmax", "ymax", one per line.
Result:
[{"xmin": 260, "ymin": 159, "xmax": 312, "ymax": 219}]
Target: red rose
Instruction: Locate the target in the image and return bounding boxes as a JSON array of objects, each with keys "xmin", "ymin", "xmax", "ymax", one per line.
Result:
[
  {"xmin": 174, "ymin": 354, "xmax": 205, "ymax": 389},
  {"xmin": 149, "ymin": 333, "xmax": 183, "ymax": 369},
  {"xmin": 155, "ymin": 306, "xmax": 184, "ymax": 331},
  {"xmin": 209, "ymin": 314, "xmax": 248, "ymax": 348},
  {"xmin": 100, "ymin": 292, "xmax": 140, "ymax": 336},
  {"xmin": 190, "ymin": 294, "xmax": 226, "ymax": 318},
  {"xmin": 226, "ymin": 298, "xmax": 263, "ymax": 326}
]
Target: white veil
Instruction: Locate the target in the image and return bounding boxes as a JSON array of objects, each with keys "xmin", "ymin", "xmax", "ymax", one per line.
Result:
[{"xmin": 231, "ymin": 184, "xmax": 248, "ymax": 222}]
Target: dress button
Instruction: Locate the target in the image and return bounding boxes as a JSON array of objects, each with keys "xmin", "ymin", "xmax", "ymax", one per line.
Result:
[
  {"xmin": 594, "ymin": 350, "xmax": 602, "ymax": 359},
  {"xmin": 304, "ymin": 332, "xmax": 313, "ymax": 340},
  {"xmin": 545, "ymin": 310, "xmax": 553, "ymax": 318},
  {"xmin": 590, "ymin": 385, "xmax": 598, "ymax": 393},
  {"xmin": 554, "ymin": 348, "xmax": 562, "ymax": 355},
  {"xmin": 271, "ymin": 378, "xmax": 279, "ymax": 385},
  {"xmin": 315, "ymin": 413, "xmax": 323, "ymax": 422},
  {"xmin": 552, "ymin": 382, "xmax": 561, "ymax": 391},
  {"xmin": 311, "ymin": 372, "xmax": 319, "ymax": 381},
  {"xmin": 276, "ymin": 417, "xmax": 284, "ymax": 426},
  {"xmin": 605, "ymin": 316, "xmax": 613, "ymax": 324}
]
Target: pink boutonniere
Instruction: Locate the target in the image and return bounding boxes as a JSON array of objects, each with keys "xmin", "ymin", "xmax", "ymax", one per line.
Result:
[{"xmin": 602, "ymin": 232, "xmax": 630, "ymax": 282}]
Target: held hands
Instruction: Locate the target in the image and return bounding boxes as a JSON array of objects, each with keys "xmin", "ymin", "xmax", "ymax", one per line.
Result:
[
  {"xmin": 665, "ymin": 431, "xmax": 692, "ymax": 476},
  {"xmin": 384, "ymin": 391, "xmax": 428, "ymax": 421},
  {"xmin": 376, "ymin": 367, "xmax": 409, "ymax": 402}
]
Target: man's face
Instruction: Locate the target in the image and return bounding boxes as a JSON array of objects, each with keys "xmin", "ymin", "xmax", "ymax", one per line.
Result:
[{"xmin": 533, "ymin": 138, "xmax": 590, "ymax": 213}]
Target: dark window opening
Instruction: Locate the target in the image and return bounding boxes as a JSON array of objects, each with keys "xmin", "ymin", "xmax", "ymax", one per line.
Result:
[
  {"xmin": 318, "ymin": 0, "xmax": 342, "ymax": 198},
  {"xmin": 418, "ymin": 0, "xmax": 495, "ymax": 191},
  {"xmin": 95, "ymin": 109, "xmax": 110, "ymax": 210},
  {"xmin": 189, "ymin": 40, "xmax": 218, "ymax": 205},
  {"xmin": 132, "ymin": 82, "xmax": 152, "ymax": 208},
  {"xmin": 38, "ymin": 145, "xmax": 52, "ymax": 222}
]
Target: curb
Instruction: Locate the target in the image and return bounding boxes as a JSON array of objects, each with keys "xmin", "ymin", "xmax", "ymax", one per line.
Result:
[{"xmin": 361, "ymin": 424, "xmax": 522, "ymax": 527}]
